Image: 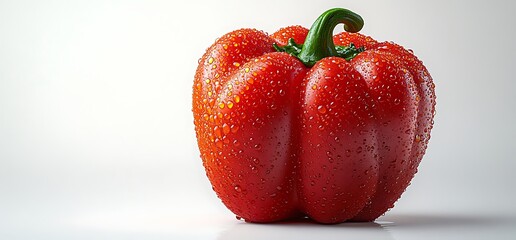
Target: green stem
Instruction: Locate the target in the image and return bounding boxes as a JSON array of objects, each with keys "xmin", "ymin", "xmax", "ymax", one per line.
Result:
[{"xmin": 276, "ymin": 8, "xmax": 364, "ymax": 67}]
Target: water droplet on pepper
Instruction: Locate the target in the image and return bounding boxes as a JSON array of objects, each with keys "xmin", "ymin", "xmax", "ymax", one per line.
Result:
[{"xmin": 317, "ymin": 105, "xmax": 327, "ymax": 114}]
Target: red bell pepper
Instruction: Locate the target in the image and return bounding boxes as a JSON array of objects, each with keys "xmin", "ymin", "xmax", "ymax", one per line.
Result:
[{"xmin": 193, "ymin": 8, "xmax": 435, "ymax": 223}]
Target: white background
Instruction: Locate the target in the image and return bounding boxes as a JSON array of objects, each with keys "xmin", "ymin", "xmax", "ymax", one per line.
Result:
[{"xmin": 1, "ymin": 0, "xmax": 515, "ymax": 239}]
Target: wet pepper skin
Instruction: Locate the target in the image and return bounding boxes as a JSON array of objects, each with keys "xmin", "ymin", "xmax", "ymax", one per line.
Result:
[{"xmin": 192, "ymin": 8, "xmax": 435, "ymax": 223}]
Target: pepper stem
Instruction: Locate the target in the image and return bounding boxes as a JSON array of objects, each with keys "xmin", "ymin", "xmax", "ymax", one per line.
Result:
[{"xmin": 281, "ymin": 8, "xmax": 364, "ymax": 67}]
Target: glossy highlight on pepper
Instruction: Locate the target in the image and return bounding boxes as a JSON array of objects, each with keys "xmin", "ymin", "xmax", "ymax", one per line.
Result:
[{"xmin": 192, "ymin": 8, "xmax": 436, "ymax": 224}]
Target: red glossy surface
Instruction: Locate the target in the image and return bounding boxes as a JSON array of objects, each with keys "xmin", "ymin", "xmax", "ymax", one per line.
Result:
[{"xmin": 193, "ymin": 26, "xmax": 435, "ymax": 223}]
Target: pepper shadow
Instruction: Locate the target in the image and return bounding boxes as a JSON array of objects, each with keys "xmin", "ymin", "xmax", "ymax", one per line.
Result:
[
  {"xmin": 217, "ymin": 217, "xmax": 395, "ymax": 240},
  {"xmin": 217, "ymin": 212, "xmax": 516, "ymax": 240},
  {"xmin": 378, "ymin": 212, "xmax": 516, "ymax": 229}
]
